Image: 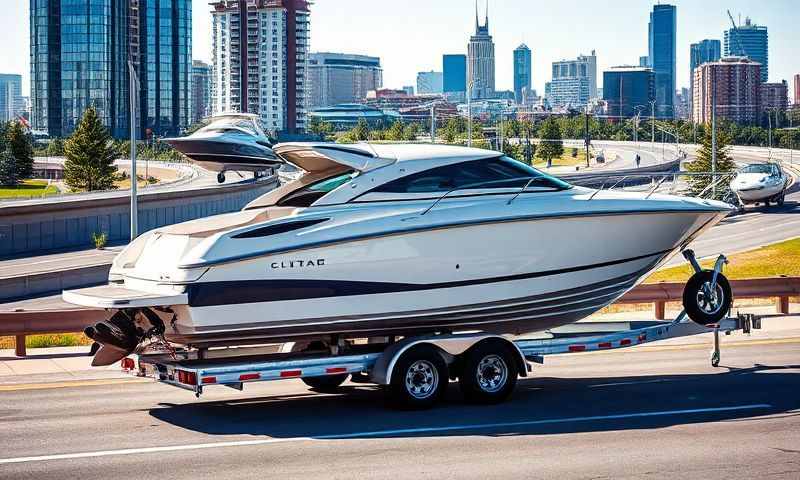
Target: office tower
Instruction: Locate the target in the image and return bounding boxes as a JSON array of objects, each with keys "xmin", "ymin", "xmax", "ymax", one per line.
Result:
[
  {"xmin": 724, "ymin": 18, "xmax": 768, "ymax": 82},
  {"xmin": 692, "ymin": 57, "xmax": 761, "ymax": 125},
  {"xmin": 416, "ymin": 71, "xmax": 443, "ymax": 95},
  {"xmin": 0, "ymin": 74, "xmax": 24, "ymax": 123},
  {"xmin": 549, "ymin": 51, "xmax": 597, "ymax": 109},
  {"xmin": 136, "ymin": 0, "xmax": 192, "ymax": 137},
  {"xmin": 648, "ymin": 4, "xmax": 677, "ymax": 118},
  {"xmin": 689, "ymin": 39, "xmax": 721, "ymax": 116},
  {"xmin": 30, "ymin": 0, "xmax": 131, "ymax": 138},
  {"xmin": 402, "ymin": 86, "xmax": 415, "ymax": 96},
  {"xmin": 639, "ymin": 56, "xmax": 649, "ymax": 68},
  {"xmin": 761, "ymin": 81, "xmax": 788, "ymax": 113},
  {"xmin": 513, "ymin": 44, "xmax": 532, "ymax": 104},
  {"xmin": 603, "ymin": 67, "xmax": 655, "ymax": 119},
  {"xmin": 210, "ymin": 0, "xmax": 310, "ymax": 134},
  {"xmin": 308, "ymin": 53, "xmax": 382, "ymax": 108},
  {"xmin": 192, "ymin": 60, "xmax": 212, "ymax": 124},
  {"xmin": 467, "ymin": 2, "xmax": 495, "ymax": 99},
  {"xmin": 443, "ymin": 54, "xmax": 466, "ymax": 101}
]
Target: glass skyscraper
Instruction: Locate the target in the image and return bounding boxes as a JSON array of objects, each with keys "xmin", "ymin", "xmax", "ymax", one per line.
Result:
[
  {"xmin": 30, "ymin": 0, "xmax": 191, "ymax": 139},
  {"xmin": 0, "ymin": 74, "xmax": 25, "ymax": 123},
  {"xmin": 513, "ymin": 44, "xmax": 531, "ymax": 104},
  {"xmin": 603, "ymin": 67, "xmax": 655, "ymax": 119},
  {"xmin": 31, "ymin": 0, "xmax": 129, "ymax": 138},
  {"xmin": 136, "ymin": 0, "xmax": 192, "ymax": 138},
  {"xmin": 724, "ymin": 18, "xmax": 768, "ymax": 83},
  {"xmin": 648, "ymin": 4, "xmax": 676, "ymax": 118},
  {"xmin": 690, "ymin": 40, "xmax": 721, "ymax": 75},
  {"xmin": 443, "ymin": 54, "xmax": 466, "ymax": 95}
]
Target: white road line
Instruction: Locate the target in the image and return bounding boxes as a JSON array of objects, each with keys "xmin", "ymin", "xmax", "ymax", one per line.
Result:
[{"xmin": 0, "ymin": 404, "xmax": 772, "ymax": 465}]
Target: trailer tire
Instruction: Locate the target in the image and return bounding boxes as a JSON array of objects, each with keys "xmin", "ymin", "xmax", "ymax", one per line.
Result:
[
  {"xmin": 302, "ymin": 374, "xmax": 349, "ymax": 393},
  {"xmin": 683, "ymin": 270, "xmax": 732, "ymax": 326},
  {"xmin": 459, "ymin": 340, "xmax": 518, "ymax": 405},
  {"xmin": 387, "ymin": 345, "xmax": 448, "ymax": 410}
]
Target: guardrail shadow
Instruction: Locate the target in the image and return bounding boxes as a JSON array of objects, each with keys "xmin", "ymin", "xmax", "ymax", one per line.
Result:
[{"xmin": 149, "ymin": 363, "xmax": 799, "ymax": 440}]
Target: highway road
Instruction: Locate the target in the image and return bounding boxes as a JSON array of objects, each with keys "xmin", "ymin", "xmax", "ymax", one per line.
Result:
[{"xmin": 1, "ymin": 340, "xmax": 798, "ymax": 479}]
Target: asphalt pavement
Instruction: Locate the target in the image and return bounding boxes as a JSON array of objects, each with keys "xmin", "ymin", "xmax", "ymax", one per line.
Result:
[{"xmin": 0, "ymin": 338, "xmax": 798, "ymax": 479}]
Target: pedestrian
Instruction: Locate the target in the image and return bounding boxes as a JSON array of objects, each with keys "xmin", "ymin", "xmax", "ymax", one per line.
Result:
[{"xmin": 635, "ymin": 153, "xmax": 641, "ymax": 168}]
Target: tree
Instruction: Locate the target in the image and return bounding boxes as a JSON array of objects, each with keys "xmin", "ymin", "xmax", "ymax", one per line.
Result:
[
  {"xmin": 386, "ymin": 120, "xmax": 405, "ymax": 141},
  {"xmin": 6, "ymin": 121, "xmax": 34, "ymax": 179},
  {"xmin": 685, "ymin": 126, "xmax": 736, "ymax": 199},
  {"xmin": 537, "ymin": 118, "xmax": 564, "ymax": 168},
  {"xmin": 0, "ymin": 149, "xmax": 18, "ymax": 186},
  {"xmin": 63, "ymin": 106, "xmax": 119, "ymax": 191},
  {"xmin": 46, "ymin": 137, "xmax": 65, "ymax": 157},
  {"xmin": 353, "ymin": 118, "xmax": 370, "ymax": 141},
  {"xmin": 402, "ymin": 122, "xmax": 419, "ymax": 141}
]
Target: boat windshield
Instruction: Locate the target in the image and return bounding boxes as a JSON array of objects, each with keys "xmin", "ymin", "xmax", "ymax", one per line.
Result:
[
  {"xmin": 204, "ymin": 118, "xmax": 261, "ymax": 137},
  {"xmin": 371, "ymin": 155, "xmax": 571, "ymax": 194},
  {"xmin": 277, "ymin": 171, "xmax": 358, "ymax": 207},
  {"xmin": 740, "ymin": 164, "xmax": 775, "ymax": 175}
]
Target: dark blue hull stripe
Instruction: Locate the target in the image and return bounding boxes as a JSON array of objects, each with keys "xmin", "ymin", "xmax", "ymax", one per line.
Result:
[{"xmin": 186, "ymin": 248, "xmax": 673, "ymax": 307}]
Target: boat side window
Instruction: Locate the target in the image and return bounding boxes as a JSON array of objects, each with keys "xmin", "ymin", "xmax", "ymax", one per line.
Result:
[
  {"xmin": 277, "ymin": 171, "xmax": 358, "ymax": 207},
  {"xmin": 370, "ymin": 156, "xmax": 571, "ymax": 194}
]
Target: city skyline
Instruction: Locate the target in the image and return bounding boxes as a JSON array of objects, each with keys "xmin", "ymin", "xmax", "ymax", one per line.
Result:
[{"xmin": 1, "ymin": 1, "xmax": 799, "ymax": 99}]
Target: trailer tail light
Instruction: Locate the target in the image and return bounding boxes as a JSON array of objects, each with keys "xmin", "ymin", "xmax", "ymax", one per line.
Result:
[
  {"xmin": 239, "ymin": 373, "xmax": 260, "ymax": 381},
  {"xmin": 280, "ymin": 370, "xmax": 302, "ymax": 378},
  {"xmin": 202, "ymin": 376, "xmax": 217, "ymax": 384},
  {"xmin": 176, "ymin": 370, "xmax": 197, "ymax": 385},
  {"xmin": 568, "ymin": 345, "xmax": 586, "ymax": 352},
  {"xmin": 120, "ymin": 357, "xmax": 135, "ymax": 371},
  {"xmin": 597, "ymin": 342, "xmax": 612, "ymax": 349},
  {"xmin": 326, "ymin": 367, "xmax": 347, "ymax": 374},
  {"xmin": 620, "ymin": 339, "xmax": 632, "ymax": 346}
]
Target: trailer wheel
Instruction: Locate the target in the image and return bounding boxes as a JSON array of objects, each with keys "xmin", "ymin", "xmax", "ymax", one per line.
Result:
[
  {"xmin": 388, "ymin": 345, "xmax": 447, "ymax": 409},
  {"xmin": 683, "ymin": 270, "xmax": 732, "ymax": 326},
  {"xmin": 459, "ymin": 340, "xmax": 518, "ymax": 405},
  {"xmin": 302, "ymin": 374, "xmax": 349, "ymax": 393},
  {"xmin": 777, "ymin": 192, "xmax": 785, "ymax": 207}
]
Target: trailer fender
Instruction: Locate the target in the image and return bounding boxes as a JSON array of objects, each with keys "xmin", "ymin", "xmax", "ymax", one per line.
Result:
[{"xmin": 371, "ymin": 334, "xmax": 528, "ymax": 385}]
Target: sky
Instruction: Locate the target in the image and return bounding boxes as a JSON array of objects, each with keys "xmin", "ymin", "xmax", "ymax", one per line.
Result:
[{"xmin": 2, "ymin": 0, "xmax": 798, "ymax": 97}]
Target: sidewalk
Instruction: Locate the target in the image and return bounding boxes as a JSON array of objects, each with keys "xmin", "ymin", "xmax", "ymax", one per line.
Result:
[{"xmin": 1, "ymin": 306, "xmax": 798, "ymax": 386}]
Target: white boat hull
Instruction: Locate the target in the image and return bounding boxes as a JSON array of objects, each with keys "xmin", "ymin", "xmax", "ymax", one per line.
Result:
[{"xmin": 73, "ymin": 209, "xmax": 720, "ymax": 346}]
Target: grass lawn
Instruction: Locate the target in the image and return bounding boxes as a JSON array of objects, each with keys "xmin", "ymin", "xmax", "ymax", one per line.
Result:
[
  {"xmin": 0, "ymin": 179, "xmax": 58, "ymax": 199},
  {"xmin": 114, "ymin": 177, "xmax": 156, "ymax": 190},
  {"xmin": 533, "ymin": 150, "xmax": 590, "ymax": 169},
  {"xmin": 646, "ymin": 236, "xmax": 800, "ymax": 283},
  {"xmin": 0, "ymin": 333, "xmax": 93, "ymax": 350}
]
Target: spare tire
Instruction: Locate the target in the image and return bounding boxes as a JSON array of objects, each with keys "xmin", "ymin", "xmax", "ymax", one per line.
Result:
[{"xmin": 682, "ymin": 270, "xmax": 732, "ymax": 325}]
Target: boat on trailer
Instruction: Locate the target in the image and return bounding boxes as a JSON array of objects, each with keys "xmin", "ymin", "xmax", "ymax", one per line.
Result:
[{"xmin": 64, "ymin": 143, "xmax": 736, "ymax": 399}]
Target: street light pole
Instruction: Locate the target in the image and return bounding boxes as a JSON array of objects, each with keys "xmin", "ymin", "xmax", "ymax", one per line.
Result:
[
  {"xmin": 128, "ymin": 61, "xmax": 138, "ymax": 240},
  {"xmin": 649, "ymin": 100, "xmax": 656, "ymax": 153},
  {"xmin": 467, "ymin": 81, "xmax": 473, "ymax": 147}
]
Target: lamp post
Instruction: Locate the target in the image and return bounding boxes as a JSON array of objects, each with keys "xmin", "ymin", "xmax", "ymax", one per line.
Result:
[
  {"xmin": 467, "ymin": 80, "xmax": 473, "ymax": 147},
  {"xmin": 649, "ymin": 100, "xmax": 656, "ymax": 154},
  {"xmin": 128, "ymin": 61, "xmax": 138, "ymax": 240}
]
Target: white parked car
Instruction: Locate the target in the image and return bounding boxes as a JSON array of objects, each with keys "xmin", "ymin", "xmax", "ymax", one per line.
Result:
[{"xmin": 730, "ymin": 162, "xmax": 788, "ymax": 208}]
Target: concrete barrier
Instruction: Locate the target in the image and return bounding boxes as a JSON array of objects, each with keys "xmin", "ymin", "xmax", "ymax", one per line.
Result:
[{"xmin": 0, "ymin": 177, "xmax": 278, "ymax": 259}]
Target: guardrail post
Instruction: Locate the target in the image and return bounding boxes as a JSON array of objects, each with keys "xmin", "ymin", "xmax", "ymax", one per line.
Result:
[
  {"xmin": 14, "ymin": 335, "xmax": 26, "ymax": 357},
  {"xmin": 654, "ymin": 301, "xmax": 666, "ymax": 320},
  {"xmin": 777, "ymin": 296, "xmax": 790, "ymax": 315}
]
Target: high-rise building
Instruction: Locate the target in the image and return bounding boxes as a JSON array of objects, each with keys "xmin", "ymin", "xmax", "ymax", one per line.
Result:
[
  {"xmin": 549, "ymin": 51, "xmax": 597, "ymax": 109},
  {"xmin": 416, "ymin": 71, "xmax": 443, "ymax": 95},
  {"xmin": 724, "ymin": 18, "xmax": 768, "ymax": 83},
  {"xmin": 639, "ymin": 56, "xmax": 650, "ymax": 68},
  {"xmin": 603, "ymin": 66, "xmax": 655, "ymax": 119},
  {"xmin": 761, "ymin": 81, "xmax": 788, "ymax": 113},
  {"xmin": 30, "ymin": 0, "xmax": 131, "ymax": 138},
  {"xmin": 648, "ymin": 4, "xmax": 677, "ymax": 118},
  {"xmin": 795, "ymin": 74, "xmax": 800, "ymax": 105},
  {"xmin": 402, "ymin": 86, "xmax": 415, "ymax": 96},
  {"xmin": 30, "ymin": 0, "xmax": 192, "ymax": 139},
  {"xmin": 692, "ymin": 57, "xmax": 761, "ymax": 125},
  {"xmin": 513, "ymin": 44, "xmax": 531, "ymax": 104},
  {"xmin": 443, "ymin": 54, "xmax": 466, "ymax": 101},
  {"xmin": 136, "ymin": 0, "xmax": 193, "ymax": 138},
  {"xmin": 210, "ymin": 0, "xmax": 310, "ymax": 134},
  {"xmin": 0, "ymin": 74, "xmax": 24, "ymax": 123},
  {"xmin": 308, "ymin": 53, "xmax": 382, "ymax": 109},
  {"xmin": 689, "ymin": 39, "xmax": 721, "ymax": 116},
  {"xmin": 467, "ymin": 2, "xmax": 495, "ymax": 99},
  {"xmin": 191, "ymin": 60, "xmax": 212, "ymax": 124}
]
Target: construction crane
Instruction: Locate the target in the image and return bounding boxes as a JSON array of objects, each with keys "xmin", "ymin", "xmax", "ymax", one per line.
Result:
[{"xmin": 726, "ymin": 10, "xmax": 747, "ymax": 57}]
